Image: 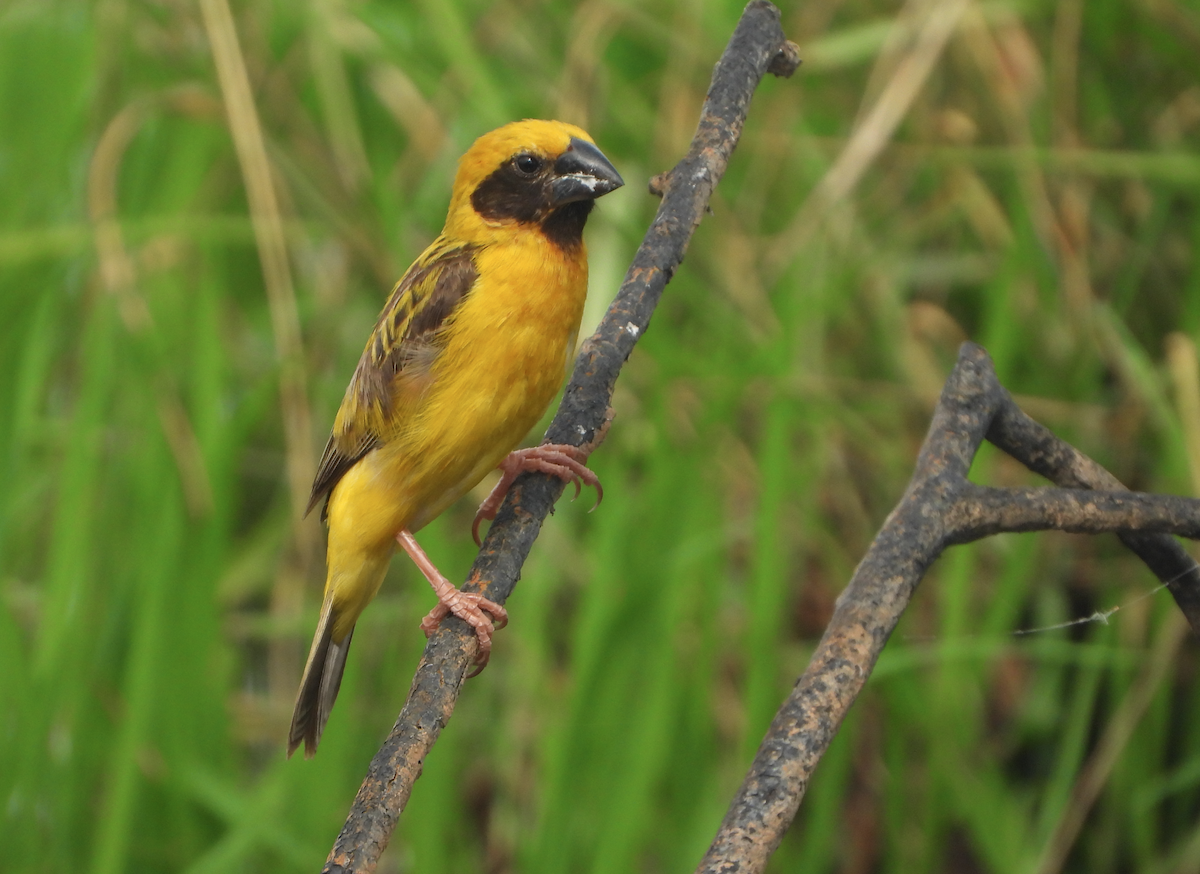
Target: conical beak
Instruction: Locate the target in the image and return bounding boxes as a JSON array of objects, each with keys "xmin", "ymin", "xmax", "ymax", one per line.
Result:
[{"xmin": 550, "ymin": 137, "xmax": 625, "ymax": 206}]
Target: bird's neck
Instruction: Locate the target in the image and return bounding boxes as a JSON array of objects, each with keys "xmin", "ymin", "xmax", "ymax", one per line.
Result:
[
  {"xmin": 540, "ymin": 201, "xmax": 592, "ymax": 252},
  {"xmin": 444, "ymin": 200, "xmax": 594, "ymax": 253}
]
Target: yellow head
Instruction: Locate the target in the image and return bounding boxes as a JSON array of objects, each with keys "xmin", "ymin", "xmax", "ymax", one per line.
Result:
[{"xmin": 444, "ymin": 119, "xmax": 623, "ymax": 246}]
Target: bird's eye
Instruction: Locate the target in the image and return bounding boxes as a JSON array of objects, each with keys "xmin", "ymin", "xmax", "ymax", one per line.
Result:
[{"xmin": 514, "ymin": 154, "xmax": 542, "ymax": 175}]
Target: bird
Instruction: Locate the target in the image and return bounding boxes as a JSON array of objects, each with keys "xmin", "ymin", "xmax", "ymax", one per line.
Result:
[{"xmin": 288, "ymin": 119, "xmax": 624, "ymax": 758}]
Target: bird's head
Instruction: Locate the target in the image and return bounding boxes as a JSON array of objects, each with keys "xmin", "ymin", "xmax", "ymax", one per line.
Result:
[{"xmin": 445, "ymin": 119, "xmax": 624, "ymax": 248}]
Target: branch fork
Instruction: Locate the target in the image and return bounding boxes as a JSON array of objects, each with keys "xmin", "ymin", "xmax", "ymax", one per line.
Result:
[{"xmin": 695, "ymin": 342, "xmax": 1200, "ymax": 874}]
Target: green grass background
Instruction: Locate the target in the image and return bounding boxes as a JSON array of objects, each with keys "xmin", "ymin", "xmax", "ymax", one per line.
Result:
[{"xmin": 4, "ymin": 0, "xmax": 1200, "ymax": 871}]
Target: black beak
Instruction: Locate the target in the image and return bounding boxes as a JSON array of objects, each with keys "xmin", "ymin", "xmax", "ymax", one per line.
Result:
[{"xmin": 551, "ymin": 137, "xmax": 624, "ymax": 206}]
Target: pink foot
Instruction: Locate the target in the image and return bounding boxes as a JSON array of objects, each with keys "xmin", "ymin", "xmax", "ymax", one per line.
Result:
[
  {"xmin": 472, "ymin": 444, "xmax": 603, "ymax": 546},
  {"xmin": 397, "ymin": 529, "xmax": 508, "ymax": 674}
]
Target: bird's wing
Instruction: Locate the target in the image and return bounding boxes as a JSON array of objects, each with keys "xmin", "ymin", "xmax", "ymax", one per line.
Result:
[{"xmin": 306, "ymin": 238, "xmax": 480, "ymax": 517}]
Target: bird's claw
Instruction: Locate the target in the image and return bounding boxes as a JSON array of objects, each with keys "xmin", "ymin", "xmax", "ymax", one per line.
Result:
[
  {"xmin": 472, "ymin": 443, "xmax": 604, "ymax": 545},
  {"xmin": 420, "ymin": 587, "xmax": 508, "ymax": 674}
]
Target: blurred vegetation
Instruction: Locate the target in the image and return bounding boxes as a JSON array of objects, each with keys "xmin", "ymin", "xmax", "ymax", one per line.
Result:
[{"xmin": 3, "ymin": 0, "xmax": 1200, "ymax": 871}]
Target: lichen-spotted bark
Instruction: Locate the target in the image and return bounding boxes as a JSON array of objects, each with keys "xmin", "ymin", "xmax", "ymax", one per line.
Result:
[
  {"xmin": 694, "ymin": 342, "xmax": 1200, "ymax": 874},
  {"xmin": 986, "ymin": 391, "xmax": 1200, "ymax": 632}
]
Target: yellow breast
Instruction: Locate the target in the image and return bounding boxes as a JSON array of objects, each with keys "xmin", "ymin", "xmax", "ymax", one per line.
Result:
[
  {"xmin": 328, "ymin": 230, "xmax": 588, "ymax": 552},
  {"xmin": 401, "ymin": 232, "xmax": 588, "ymax": 524}
]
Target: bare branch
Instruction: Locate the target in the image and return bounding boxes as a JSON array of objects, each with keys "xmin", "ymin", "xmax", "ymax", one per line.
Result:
[
  {"xmin": 322, "ymin": 3, "xmax": 800, "ymax": 871},
  {"xmin": 948, "ymin": 484, "xmax": 1200, "ymax": 542},
  {"xmin": 695, "ymin": 342, "xmax": 1200, "ymax": 874},
  {"xmin": 987, "ymin": 393, "xmax": 1200, "ymax": 632}
]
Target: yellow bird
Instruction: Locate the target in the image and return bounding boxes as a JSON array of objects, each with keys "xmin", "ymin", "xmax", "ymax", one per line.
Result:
[{"xmin": 288, "ymin": 120, "xmax": 624, "ymax": 757}]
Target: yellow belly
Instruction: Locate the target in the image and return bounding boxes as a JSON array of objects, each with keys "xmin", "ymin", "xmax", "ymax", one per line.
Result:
[{"xmin": 322, "ymin": 233, "xmax": 587, "ymax": 629}]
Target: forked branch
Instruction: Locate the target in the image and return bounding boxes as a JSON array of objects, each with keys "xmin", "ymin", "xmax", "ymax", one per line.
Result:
[{"xmin": 695, "ymin": 342, "xmax": 1200, "ymax": 874}]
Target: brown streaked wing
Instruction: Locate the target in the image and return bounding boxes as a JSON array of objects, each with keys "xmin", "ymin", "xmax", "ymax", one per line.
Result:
[{"xmin": 305, "ymin": 239, "xmax": 480, "ymax": 518}]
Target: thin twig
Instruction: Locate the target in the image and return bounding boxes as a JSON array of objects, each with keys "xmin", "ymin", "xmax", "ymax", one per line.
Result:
[
  {"xmin": 322, "ymin": 3, "xmax": 800, "ymax": 871},
  {"xmin": 987, "ymin": 393, "xmax": 1200, "ymax": 632},
  {"xmin": 695, "ymin": 342, "xmax": 1200, "ymax": 874}
]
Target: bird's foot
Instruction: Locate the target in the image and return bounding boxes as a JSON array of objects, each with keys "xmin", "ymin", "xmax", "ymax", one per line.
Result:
[
  {"xmin": 472, "ymin": 438, "xmax": 607, "ymax": 546},
  {"xmin": 397, "ymin": 529, "xmax": 507, "ymax": 675},
  {"xmin": 418, "ymin": 589, "xmax": 508, "ymax": 676}
]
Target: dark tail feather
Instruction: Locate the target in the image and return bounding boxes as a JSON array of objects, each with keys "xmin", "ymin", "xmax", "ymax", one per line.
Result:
[{"xmin": 288, "ymin": 599, "xmax": 354, "ymax": 759}]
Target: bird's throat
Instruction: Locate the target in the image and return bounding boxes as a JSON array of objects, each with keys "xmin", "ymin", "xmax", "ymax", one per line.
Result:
[{"xmin": 541, "ymin": 200, "xmax": 593, "ymax": 252}]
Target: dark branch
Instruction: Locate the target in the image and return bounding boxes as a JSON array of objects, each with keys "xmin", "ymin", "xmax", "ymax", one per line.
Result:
[
  {"xmin": 694, "ymin": 342, "xmax": 1200, "ymax": 874},
  {"xmin": 948, "ymin": 484, "xmax": 1200, "ymax": 542},
  {"xmin": 986, "ymin": 394, "xmax": 1200, "ymax": 633},
  {"xmin": 322, "ymin": 3, "xmax": 800, "ymax": 871}
]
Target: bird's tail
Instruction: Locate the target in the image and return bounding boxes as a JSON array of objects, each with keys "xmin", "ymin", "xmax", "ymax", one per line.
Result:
[
  {"xmin": 288, "ymin": 544, "xmax": 393, "ymax": 757},
  {"xmin": 288, "ymin": 593, "xmax": 353, "ymax": 758}
]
